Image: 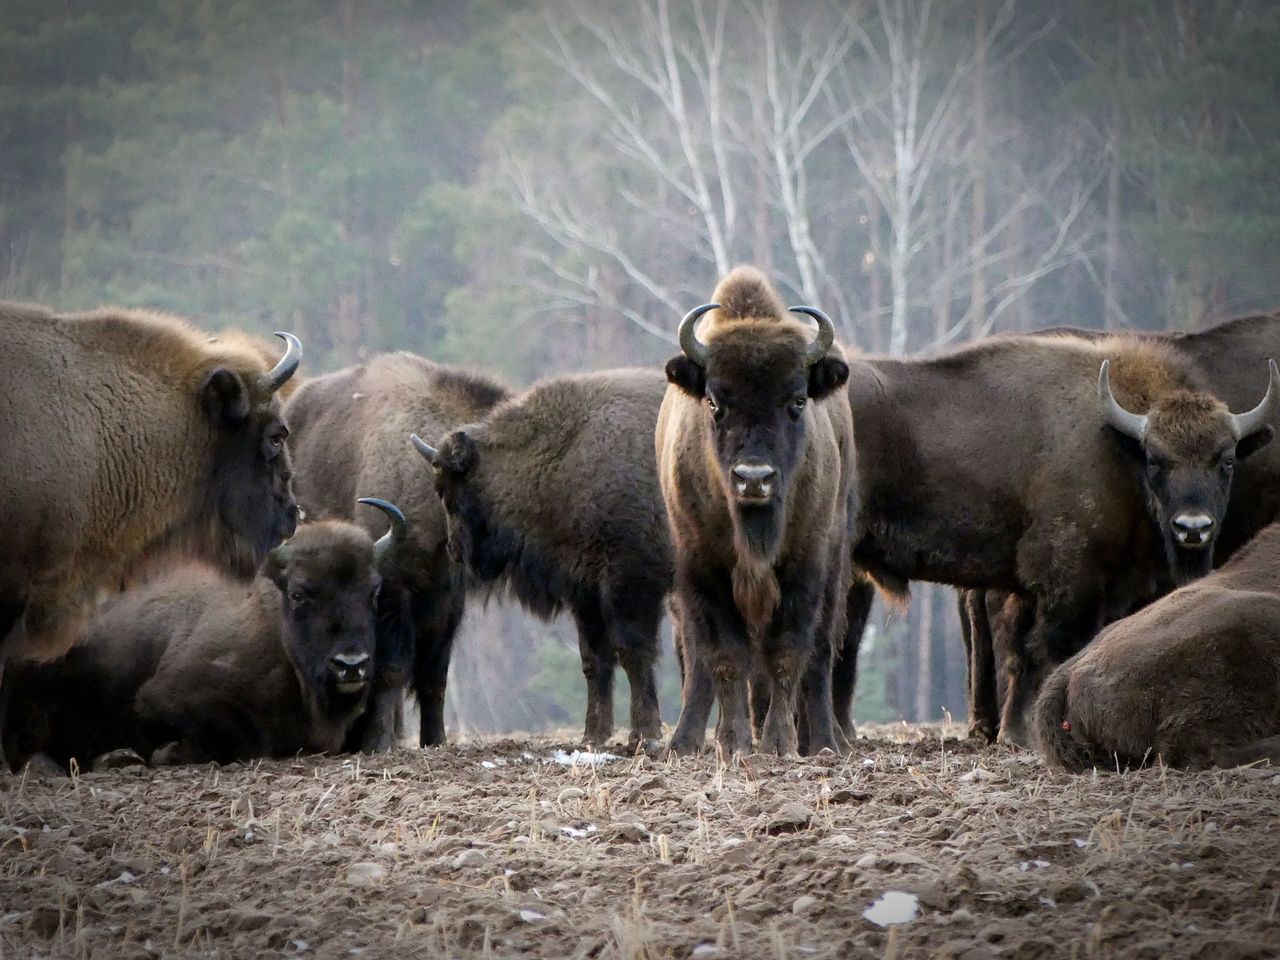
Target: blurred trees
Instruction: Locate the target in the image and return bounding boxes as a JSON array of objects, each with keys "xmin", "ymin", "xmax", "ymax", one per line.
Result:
[{"xmin": 3, "ymin": 0, "xmax": 1279, "ymax": 731}]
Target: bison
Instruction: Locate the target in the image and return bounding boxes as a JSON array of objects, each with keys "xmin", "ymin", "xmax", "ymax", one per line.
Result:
[
  {"xmin": 844, "ymin": 332, "xmax": 1278, "ymax": 745},
  {"xmin": 1034, "ymin": 521, "xmax": 1280, "ymax": 772},
  {"xmin": 411, "ymin": 368, "xmax": 670, "ymax": 750},
  {"xmin": 2, "ymin": 500, "xmax": 406, "ymax": 770},
  {"xmin": 284, "ymin": 352, "xmax": 511, "ymax": 747},
  {"xmin": 657, "ymin": 266, "xmax": 856, "ymax": 757},
  {"xmin": 959, "ymin": 311, "xmax": 1280, "ymax": 743},
  {"xmin": 0, "ymin": 302, "xmax": 301, "ymax": 766}
]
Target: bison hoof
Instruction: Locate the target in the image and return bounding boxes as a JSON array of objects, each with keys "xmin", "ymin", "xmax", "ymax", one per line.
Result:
[
  {"xmin": 628, "ymin": 736, "xmax": 665, "ymax": 757},
  {"xmin": 666, "ymin": 733, "xmax": 707, "ymax": 757},
  {"xmin": 967, "ymin": 721, "xmax": 998, "ymax": 744},
  {"xmin": 91, "ymin": 748, "xmax": 148, "ymax": 772}
]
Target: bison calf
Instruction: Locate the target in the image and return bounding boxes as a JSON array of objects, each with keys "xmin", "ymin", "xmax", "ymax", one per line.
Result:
[
  {"xmin": 1034, "ymin": 522, "xmax": 1280, "ymax": 771},
  {"xmin": 658, "ymin": 266, "xmax": 856, "ymax": 757},
  {"xmin": 2, "ymin": 501, "xmax": 406, "ymax": 770},
  {"xmin": 414, "ymin": 368, "xmax": 670, "ymax": 750}
]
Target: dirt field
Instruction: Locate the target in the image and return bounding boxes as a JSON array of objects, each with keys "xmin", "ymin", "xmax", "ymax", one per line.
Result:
[{"xmin": 2, "ymin": 724, "xmax": 1279, "ymax": 959}]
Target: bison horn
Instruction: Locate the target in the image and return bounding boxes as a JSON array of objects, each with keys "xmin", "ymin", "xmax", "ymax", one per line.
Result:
[
  {"xmin": 260, "ymin": 332, "xmax": 302, "ymax": 394},
  {"xmin": 678, "ymin": 303, "xmax": 719, "ymax": 368},
  {"xmin": 1098, "ymin": 359, "xmax": 1148, "ymax": 441},
  {"xmin": 357, "ymin": 497, "xmax": 408, "ymax": 570},
  {"xmin": 410, "ymin": 433, "xmax": 440, "ymax": 466},
  {"xmin": 1229, "ymin": 358, "xmax": 1280, "ymax": 440},
  {"xmin": 788, "ymin": 306, "xmax": 836, "ymax": 364}
]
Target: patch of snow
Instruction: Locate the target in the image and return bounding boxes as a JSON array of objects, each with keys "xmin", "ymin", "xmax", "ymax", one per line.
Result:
[
  {"xmin": 692, "ymin": 945, "xmax": 718, "ymax": 957},
  {"xmin": 559, "ymin": 824, "xmax": 599, "ymax": 839},
  {"xmin": 1018, "ymin": 859, "xmax": 1051, "ymax": 871},
  {"xmin": 863, "ymin": 891, "xmax": 919, "ymax": 927},
  {"xmin": 549, "ymin": 749, "xmax": 621, "ymax": 767},
  {"xmin": 518, "ymin": 909, "xmax": 546, "ymax": 923}
]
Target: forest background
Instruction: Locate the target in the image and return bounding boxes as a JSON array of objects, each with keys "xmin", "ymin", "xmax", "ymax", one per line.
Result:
[{"xmin": 3, "ymin": 0, "xmax": 1278, "ymax": 733}]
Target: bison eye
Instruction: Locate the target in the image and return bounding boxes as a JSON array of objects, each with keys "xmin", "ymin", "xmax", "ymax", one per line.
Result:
[
  {"xmin": 706, "ymin": 395, "xmax": 720, "ymax": 414},
  {"xmin": 288, "ymin": 590, "xmax": 309, "ymax": 607},
  {"xmin": 792, "ymin": 397, "xmax": 807, "ymax": 411}
]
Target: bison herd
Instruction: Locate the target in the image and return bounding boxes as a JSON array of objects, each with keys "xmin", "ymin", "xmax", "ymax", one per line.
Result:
[{"xmin": 3, "ymin": 270, "xmax": 1280, "ymax": 775}]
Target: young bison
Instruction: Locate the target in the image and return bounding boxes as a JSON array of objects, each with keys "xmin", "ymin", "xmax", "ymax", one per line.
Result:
[
  {"xmin": 658, "ymin": 266, "xmax": 856, "ymax": 757},
  {"xmin": 1035, "ymin": 522, "xmax": 1280, "ymax": 771},
  {"xmin": 2, "ymin": 501, "xmax": 406, "ymax": 770}
]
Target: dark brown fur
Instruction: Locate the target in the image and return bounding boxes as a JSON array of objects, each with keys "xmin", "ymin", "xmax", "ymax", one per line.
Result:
[
  {"xmin": 0, "ymin": 301, "xmax": 299, "ymax": 668},
  {"xmin": 960, "ymin": 311, "xmax": 1280, "ymax": 743},
  {"xmin": 3, "ymin": 521, "xmax": 384, "ymax": 770},
  {"xmin": 846, "ymin": 330, "xmax": 1273, "ymax": 743},
  {"xmin": 1034, "ymin": 522, "xmax": 1280, "ymax": 771},
  {"xmin": 429, "ymin": 369, "xmax": 671, "ymax": 749},
  {"xmin": 284, "ymin": 352, "xmax": 510, "ymax": 747},
  {"xmin": 659, "ymin": 267, "xmax": 857, "ymax": 757}
]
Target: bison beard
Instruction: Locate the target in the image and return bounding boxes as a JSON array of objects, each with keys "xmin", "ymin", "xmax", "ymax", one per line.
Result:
[{"xmin": 731, "ymin": 528, "xmax": 782, "ymax": 642}]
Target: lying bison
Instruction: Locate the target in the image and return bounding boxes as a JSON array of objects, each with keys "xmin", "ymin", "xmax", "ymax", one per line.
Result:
[
  {"xmin": 959, "ymin": 311, "xmax": 1280, "ymax": 742},
  {"xmin": 2, "ymin": 501, "xmax": 405, "ymax": 770},
  {"xmin": 1035, "ymin": 522, "xmax": 1280, "ymax": 771},
  {"xmin": 846, "ymin": 333, "xmax": 1278, "ymax": 744},
  {"xmin": 285, "ymin": 353, "xmax": 510, "ymax": 747},
  {"xmin": 658, "ymin": 266, "xmax": 856, "ymax": 757},
  {"xmin": 0, "ymin": 302, "xmax": 301, "ymax": 766},
  {"xmin": 413, "ymin": 368, "xmax": 670, "ymax": 750}
]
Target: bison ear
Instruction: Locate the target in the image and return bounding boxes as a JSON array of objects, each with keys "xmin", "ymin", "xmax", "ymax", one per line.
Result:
[
  {"xmin": 665, "ymin": 356, "xmax": 705, "ymax": 398},
  {"xmin": 808, "ymin": 357, "xmax": 849, "ymax": 401},
  {"xmin": 264, "ymin": 544, "xmax": 291, "ymax": 588},
  {"xmin": 201, "ymin": 368, "xmax": 252, "ymax": 427},
  {"xmin": 1238, "ymin": 425, "xmax": 1275, "ymax": 460}
]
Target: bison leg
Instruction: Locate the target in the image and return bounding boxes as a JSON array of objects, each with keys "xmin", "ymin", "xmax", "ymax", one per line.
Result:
[
  {"xmin": 668, "ymin": 615, "xmax": 714, "ymax": 755},
  {"xmin": 1211, "ymin": 735, "xmax": 1280, "ymax": 769},
  {"xmin": 710, "ymin": 646, "xmax": 753, "ymax": 758},
  {"xmin": 1001, "ymin": 602, "xmax": 1097, "ymax": 747},
  {"xmin": 573, "ymin": 601, "xmax": 617, "ymax": 746},
  {"xmin": 0, "ymin": 600, "xmax": 24, "ymax": 772},
  {"xmin": 960, "ymin": 590, "xmax": 999, "ymax": 743},
  {"xmin": 411, "ymin": 581, "xmax": 464, "ymax": 748},
  {"xmin": 833, "ymin": 580, "xmax": 874, "ymax": 741},
  {"xmin": 608, "ymin": 614, "xmax": 662, "ymax": 753}
]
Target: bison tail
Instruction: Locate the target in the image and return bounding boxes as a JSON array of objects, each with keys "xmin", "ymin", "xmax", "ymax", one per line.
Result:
[{"xmin": 1032, "ymin": 665, "xmax": 1102, "ymax": 773}]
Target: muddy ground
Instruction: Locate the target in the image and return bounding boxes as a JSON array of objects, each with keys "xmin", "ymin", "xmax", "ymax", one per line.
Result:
[{"xmin": 2, "ymin": 724, "xmax": 1278, "ymax": 959}]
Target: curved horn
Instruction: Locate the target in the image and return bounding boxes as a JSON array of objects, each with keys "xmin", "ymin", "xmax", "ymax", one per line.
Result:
[
  {"xmin": 1229, "ymin": 358, "xmax": 1280, "ymax": 440},
  {"xmin": 260, "ymin": 332, "xmax": 302, "ymax": 394},
  {"xmin": 410, "ymin": 433, "xmax": 441, "ymax": 466},
  {"xmin": 1097, "ymin": 359, "xmax": 1148, "ymax": 441},
  {"xmin": 357, "ymin": 497, "xmax": 408, "ymax": 570},
  {"xmin": 788, "ymin": 306, "xmax": 836, "ymax": 364},
  {"xmin": 678, "ymin": 303, "xmax": 719, "ymax": 368}
]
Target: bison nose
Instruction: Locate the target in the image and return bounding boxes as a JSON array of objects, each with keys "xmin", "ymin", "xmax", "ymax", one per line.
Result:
[
  {"xmin": 1171, "ymin": 511, "xmax": 1215, "ymax": 548},
  {"xmin": 731, "ymin": 463, "xmax": 777, "ymax": 502},
  {"xmin": 328, "ymin": 651, "xmax": 370, "ymax": 685}
]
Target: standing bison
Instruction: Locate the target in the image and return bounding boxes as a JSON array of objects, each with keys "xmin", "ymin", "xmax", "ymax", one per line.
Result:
[
  {"xmin": 2, "ymin": 500, "xmax": 405, "ymax": 770},
  {"xmin": 959, "ymin": 312, "xmax": 1280, "ymax": 743},
  {"xmin": 845, "ymin": 332, "xmax": 1278, "ymax": 744},
  {"xmin": 1035, "ymin": 522, "xmax": 1280, "ymax": 772},
  {"xmin": 284, "ymin": 353, "xmax": 510, "ymax": 747},
  {"xmin": 0, "ymin": 302, "xmax": 301, "ymax": 765},
  {"xmin": 413, "ymin": 368, "xmax": 670, "ymax": 750},
  {"xmin": 658, "ymin": 267, "xmax": 856, "ymax": 757}
]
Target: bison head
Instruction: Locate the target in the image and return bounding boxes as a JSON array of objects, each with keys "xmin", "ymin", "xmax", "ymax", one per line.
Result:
[
  {"xmin": 264, "ymin": 501, "xmax": 405, "ymax": 711},
  {"xmin": 410, "ymin": 430, "xmax": 511, "ymax": 581},
  {"xmin": 202, "ymin": 332, "xmax": 302, "ymax": 576},
  {"xmin": 1099, "ymin": 358, "xmax": 1279, "ymax": 583},
  {"xmin": 666, "ymin": 302, "xmax": 848, "ymax": 513}
]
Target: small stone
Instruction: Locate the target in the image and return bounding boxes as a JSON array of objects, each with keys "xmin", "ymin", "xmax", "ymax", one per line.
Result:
[
  {"xmin": 950, "ymin": 908, "xmax": 974, "ymax": 924},
  {"xmin": 453, "ymin": 849, "xmax": 486, "ymax": 869},
  {"xmin": 792, "ymin": 895, "xmax": 819, "ymax": 915},
  {"xmin": 91, "ymin": 749, "xmax": 147, "ymax": 772},
  {"xmin": 557, "ymin": 787, "xmax": 585, "ymax": 803},
  {"xmin": 720, "ymin": 845, "xmax": 752, "ymax": 866},
  {"xmin": 764, "ymin": 802, "xmax": 812, "ymax": 835},
  {"xmin": 346, "ymin": 862, "xmax": 386, "ymax": 885},
  {"xmin": 855, "ymin": 853, "xmax": 879, "ymax": 869},
  {"xmin": 958, "ymin": 767, "xmax": 998, "ymax": 783}
]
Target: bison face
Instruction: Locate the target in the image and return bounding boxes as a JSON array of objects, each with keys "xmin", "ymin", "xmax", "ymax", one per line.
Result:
[
  {"xmin": 667, "ymin": 305, "xmax": 849, "ymax": 516},
  {"xmin": 1100, "ymin": 359, "xmax": 1278, "ymax": 584},
  {"xmin": 201, "ymin": 334, "xmax": 303, "ymax": 577},
  {"xmin": 266, "ymin": 526, "xmax": 380, "ymax": 706},
  {"xmin": 413, "ymin": 430, "xmax": 511, "ymax": 581}
]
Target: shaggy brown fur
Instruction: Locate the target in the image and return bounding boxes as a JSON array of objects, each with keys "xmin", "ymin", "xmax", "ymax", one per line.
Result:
[
  {"xmin": 1034, "ymin": 522, "xmax": 1280, "ymax": 771},
  {"xmin": 0, "ymin": 301, "xmax": 299, "ymax": 668},
  {"xmin": 3, "ymin": 521, "xmax": 385, "ymax": 770},
  {"xmin": 958, "ymin": 310, "xmax": 1280, "ymax": 744},
  {"xmin": 659, "ymin": 266, "xmax": 856, "ymax": 757},
  {"xmin": 284, "ymin": 352, "xmax": 510, "ymax": 747},
  {"xmin": 427, "ymin": 369, "xmax": 670, "ymax": 750},
  {"xmin": 846, "ymin": 328, "xmax": 1275, "ymax": 745}
]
